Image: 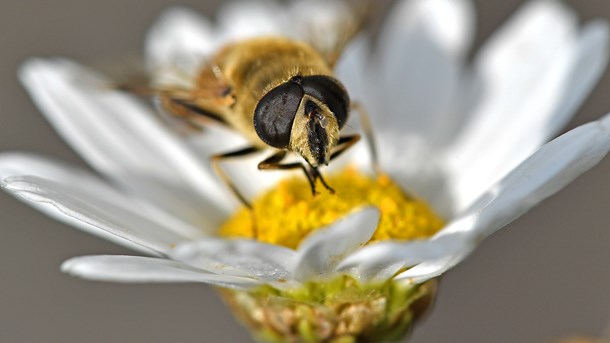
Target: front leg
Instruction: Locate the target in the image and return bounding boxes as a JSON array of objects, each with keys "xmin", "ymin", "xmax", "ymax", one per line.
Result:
[
  {"xmin": 258, "ymin": 151, "xmax": 337, "ymax": 195},
  {"xmin": 258, "ymin": 150, "xmax": 322, "ymax": 195},
  {"xmin": 330, "ymin": 134, "xmax": 361, "ymax": 161},
  {"xmin": 211, "ymin": 146, "xmax": 260, "ymax": 208}
]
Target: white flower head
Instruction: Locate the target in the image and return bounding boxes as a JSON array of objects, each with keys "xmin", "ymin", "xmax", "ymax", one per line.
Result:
[{"xmin": 2, "ymin": 0, "xmax": 610, "ymax": 341}]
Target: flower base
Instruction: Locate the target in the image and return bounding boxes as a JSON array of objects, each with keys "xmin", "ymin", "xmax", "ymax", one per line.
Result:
[{"xmin": 219, "ymin": 277, "xmax": 437, "ymax": 343}]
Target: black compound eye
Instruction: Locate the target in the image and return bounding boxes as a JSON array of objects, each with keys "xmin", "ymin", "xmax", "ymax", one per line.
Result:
[
  {"xmin": 301, "ymin": 75, "xmax": 350, "ymax": 128},
  {"xmin": 254, "ymin": 81, "xmax": 304, "ymax": 148}
]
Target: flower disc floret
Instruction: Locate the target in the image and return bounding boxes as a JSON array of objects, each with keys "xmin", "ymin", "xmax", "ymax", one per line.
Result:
[{"xmin": 220, "ymin": 167, "xmax": 445, "ymax": 249}]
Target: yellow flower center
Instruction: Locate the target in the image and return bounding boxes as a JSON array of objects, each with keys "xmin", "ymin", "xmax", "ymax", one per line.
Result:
[{"xmin": 219, "ymin": 167, "xmax": 444, "ymax": 249}]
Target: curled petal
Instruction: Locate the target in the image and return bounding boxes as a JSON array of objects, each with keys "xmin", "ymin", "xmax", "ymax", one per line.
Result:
[
  {"xmin": 400, "ymin": 113, "xmax": 610, "ymax": 283},
  {"xmin": 338, "ymin": 216, "xmax": 477, "ymax": 281},
  {"xmin": 469, "ymin": 113, "xmax": 610, "ymax": 237},
  {"xmin": 62, "ymin": 255, "xmax": 261, "ymax": 289},
  {"xmin": 394, "ymin": 249, "xmax": 473, "ymax": 284},
  {"xmin": 293, "ymin": 207, "xmax": 379, "ymax": 281},
  {"xmin": 171, "ymin": 238, "xmax": 298, "ymax": 287},
  {"xmin": 0, "ymin": 153, "xmax": 201, "ymax": 255}
]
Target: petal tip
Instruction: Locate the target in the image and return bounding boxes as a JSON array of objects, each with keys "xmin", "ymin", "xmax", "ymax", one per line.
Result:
[
  {"xmin": 18, "ymin": 57, "xmax": 79, "ymax": 90},
  {"xmin": 18, "ymin": 58, "xmax": 47, "ymax": 85},
  {"xmin": 60, "ymin": 256, "xmax": 84, "ymax": 276},
  {"xmin": 600, "ymin": 112, "xmax": 610, "ymax": 130},
  {"xmin": 354, "ymin": 205, "xmax": 380, "ymax": 220}
]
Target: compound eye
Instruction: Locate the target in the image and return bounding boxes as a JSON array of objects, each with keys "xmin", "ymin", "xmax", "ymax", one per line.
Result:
[
  {"xmin": 301, "ymin": 75, "xmax": 350, "ymax": 128},
  {"xmin": 254, "ymin": 81, "xmax": 304, "ymax": 148}
]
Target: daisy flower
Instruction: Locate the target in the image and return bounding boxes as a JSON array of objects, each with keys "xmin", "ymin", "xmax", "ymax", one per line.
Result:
[{"xmin": 2, "ymin": 0, "xmax": 610, "ymax": 342}]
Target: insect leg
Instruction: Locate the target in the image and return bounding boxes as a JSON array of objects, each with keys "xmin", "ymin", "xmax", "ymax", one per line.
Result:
[
  {"xmin": 308, "ymin": 166, "xmax": 335, "ymax": 194},
  {"xmin": 330, "ymin": 134, "xmax": 361, "ymax": 161},
  {"xmin": 257, "ymin": 151, "xmax": 318, "ymax": 195},
  {"xmin": 351, "ymin": 102, "xmax": 381, "ymax": 174},
  {"xmin": 212, "ymin": 146, "xmax": 261, "ymax": 208},
  {"xmin": 287, "ymin": 135, "xmax": 366, "ymax": 196},
  {"xmin": 165, "ymin": 97, "xmax": 229, "ymax": 126}
]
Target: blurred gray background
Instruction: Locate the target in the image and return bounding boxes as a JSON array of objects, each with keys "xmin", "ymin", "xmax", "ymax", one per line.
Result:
[{"xmin": 1, "ymin": 0, "xmax": 609, "ymax": 342}]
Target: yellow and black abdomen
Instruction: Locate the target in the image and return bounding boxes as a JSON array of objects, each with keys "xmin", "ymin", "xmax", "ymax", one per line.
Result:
[{"xmin": 204, "ymin": 37, "xmax": 334, "ymax": 146}]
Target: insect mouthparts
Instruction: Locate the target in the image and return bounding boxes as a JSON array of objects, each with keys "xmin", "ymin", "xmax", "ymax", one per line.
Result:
[
  {"xmin": 304, "ymin": 100, "xmax": 319, "ymax": 117},
  {"xmin": 317, "ymin": 114, "xmax": 328, "ymax": 129},
  {"xmin": 305, "ymin": 101, "xmax": 329, "ymax": 128}
]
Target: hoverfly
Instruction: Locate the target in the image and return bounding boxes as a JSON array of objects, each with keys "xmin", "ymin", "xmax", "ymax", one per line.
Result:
[{"xmin": 118, "ymin": 2, "xmax": 376, "ymax": 207}]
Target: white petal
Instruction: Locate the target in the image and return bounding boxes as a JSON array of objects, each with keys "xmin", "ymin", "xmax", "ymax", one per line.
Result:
[
  {"xmin": 217, "ymin": 0, "xmax": 364, "ymax": 45},
  {"xmin": 334, "ymin": 36, "xmax": 378, "ymax": 173},
  {"xmin": 536, "ymin": 21, "xmax": 610, "ymax": 143},
  {"xmin": 19, "ymin": 59, "xmax": 235, "ymax": 229},
  {"xmin": 145, "ymin": 7, "xmax": 216, "ymax": 87},
  {"xmin": 444, "ymin": 1, "xmax": 606, "ymax": 214},
  {"xmin": 373, "ymin": 0, "xmax": 474, "ymax": 123},
  {"xmin": 474, "ymin": 0, "xmax": 576, "ymax": 78},
  {"xmin": 0, "ymin": 153, "xmax": 202, "ymax": 255},
  {"xmin": 61, "ymin": 255, "xmax": 260, "ymax": 289},
  {"xmin": 335, "ymin": 35, "xmax": 369, "ymax": 106},
  {"xmin": 393, "ymin": 249, "xmax": 473, "ymax": 284},
  {"xmin": 393, "ymin": 113, "xmax": 610, "ymax": 283},
  {"xmin": 370, "ymin": 0, "xmax": 474, "ymax": 205},
  {"xmin": 170, "ymin": 238, "xmax": 298, "ymax": 286},
  {"xmin": 337, "ymin": 216, "xmax": 477, "ymax": 281},
  {"xmin": 217, "ymin": 0, "xmax": 285, "ymax": 42},
  {"xmin": 145, "ymin": 8, "xmax": 214, "ymax": 68},
  {"xmin": 288, "ymin": 0, "xmax": 362, "ymax": 55},
  {"xmin": 354, "ymin": 113, "xmax": 610, "ymax": 284},
  {"xmin": 467, "ymin": 113, "xmax": 610, "ymax": 238},
  {"xmin": 293, "ymin": 207, "xmax": 379, "ymax": 281},
  {"xmin": 448, "ymin": 21, "xmax": 609, "ymax": 215}
]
